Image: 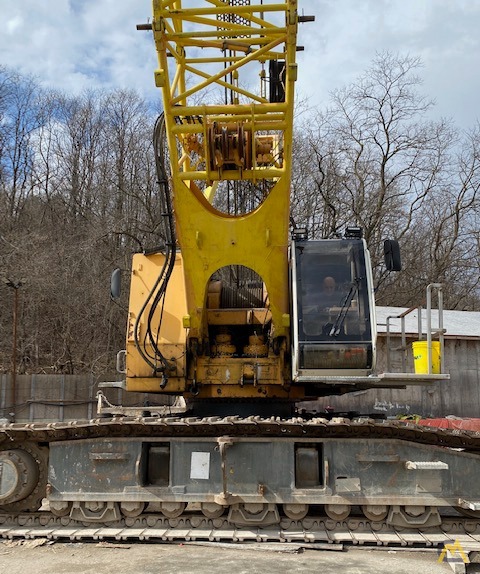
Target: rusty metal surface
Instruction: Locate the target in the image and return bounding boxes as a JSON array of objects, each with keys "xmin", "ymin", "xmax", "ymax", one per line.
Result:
[{"xmin": 1, "ymin": 416, "xmax": 480, "ymax": 451}]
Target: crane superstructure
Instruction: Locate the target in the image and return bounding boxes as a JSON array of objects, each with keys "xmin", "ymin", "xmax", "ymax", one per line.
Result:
[
  {"xmin": 127, "ymin": 0, "xmax": 299, "ymax": 404},
  {"xmin": 125, "ymin": 0, "xmax": 425, "ymax": 409}
]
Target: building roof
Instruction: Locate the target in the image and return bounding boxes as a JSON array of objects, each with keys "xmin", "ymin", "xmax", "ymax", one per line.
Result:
[{"xmin": 376, "ymin": 306, "xmax": 480, "ymax": 339}]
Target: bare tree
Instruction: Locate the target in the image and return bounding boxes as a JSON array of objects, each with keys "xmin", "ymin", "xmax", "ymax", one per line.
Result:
[
  {"xmin": 0, "ymin": 69, "xmax": 44, "ymax": 222},
  {"xmin": 291, "ymin": 52, "xmax": 480, "ymax": 307},
  {"xmin": 0, "ymin": 73, "xmax": 161, "ymax": 376},
  {"xmin": 101, "ymin": 89, "xmax": 161, "ymax": 252}
]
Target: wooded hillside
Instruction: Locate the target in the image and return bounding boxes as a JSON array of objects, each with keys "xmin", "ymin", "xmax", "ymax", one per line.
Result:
[{"xmin": 1, "ymin": 54, "xmax": 479, "ymax": 376}]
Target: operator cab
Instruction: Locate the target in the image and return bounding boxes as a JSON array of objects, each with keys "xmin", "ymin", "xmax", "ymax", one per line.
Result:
[{"xmin": 291, "ymin": 235, "xmax": 376, "ymax": 382}]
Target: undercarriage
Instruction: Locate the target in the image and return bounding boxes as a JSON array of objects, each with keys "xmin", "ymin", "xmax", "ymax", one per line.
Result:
[{"xmin": 2, "ymin": 415, "xmax": 480, "ymax": 550}]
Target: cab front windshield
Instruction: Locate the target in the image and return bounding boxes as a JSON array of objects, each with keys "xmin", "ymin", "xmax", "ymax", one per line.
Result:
[{"xmin": 295, "ymin": 240, "xmax": 372, "ymax": 343}]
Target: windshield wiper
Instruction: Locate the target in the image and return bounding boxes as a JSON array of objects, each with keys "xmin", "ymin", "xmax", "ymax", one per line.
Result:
[{"xmin": 328, "ymin": 279, "xmax": 359, "ymax": 337}]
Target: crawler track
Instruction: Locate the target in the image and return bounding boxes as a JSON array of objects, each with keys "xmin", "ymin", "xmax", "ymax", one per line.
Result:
[{"xmin": 1, "ymin": 512, "xmax": 480, "ymax": 550}]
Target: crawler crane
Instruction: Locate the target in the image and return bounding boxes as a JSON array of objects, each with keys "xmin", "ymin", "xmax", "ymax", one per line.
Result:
[{"xmin": 1, "ymin": 0, "xmax": 480, "ymax": 544}]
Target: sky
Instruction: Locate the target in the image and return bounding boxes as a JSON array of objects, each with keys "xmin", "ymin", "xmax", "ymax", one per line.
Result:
[{"xmin": 1, "ymin": 0, "xmax": 480, "ymax": 129}]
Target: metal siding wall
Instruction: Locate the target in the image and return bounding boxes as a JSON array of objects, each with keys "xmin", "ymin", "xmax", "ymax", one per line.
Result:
[
  {"xmin": 0, "ymin": 374, "xmax": 174, "ymax": 422},
  {"xmin": 304, "ymin": 337, "xmax": 480, "ymax": 419}
]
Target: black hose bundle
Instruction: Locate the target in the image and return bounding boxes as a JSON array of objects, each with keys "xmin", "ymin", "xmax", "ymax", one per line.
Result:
[{"xmin": 133, "ymin": 113, "xmax": 177, "ymax": 377}]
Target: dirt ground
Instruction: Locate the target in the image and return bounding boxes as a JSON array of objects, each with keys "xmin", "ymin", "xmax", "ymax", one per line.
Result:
[{"xmin": 1, "ymin": 540, "xmax": 479, "ymax": 574}]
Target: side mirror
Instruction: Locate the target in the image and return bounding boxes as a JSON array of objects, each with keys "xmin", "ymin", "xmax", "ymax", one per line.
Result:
[
  {"xmin": 110, "ymin": 268, "xmax": 122, "ymax": 300},
  {"xmin": 384, "ymin": 240, "xmax": 402, "ymax": 272}
]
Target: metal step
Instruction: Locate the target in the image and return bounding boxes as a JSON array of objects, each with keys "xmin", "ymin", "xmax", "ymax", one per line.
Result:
[{"xmin": 405, "ymin": 461, "xmax": 449, "ymax": 470}]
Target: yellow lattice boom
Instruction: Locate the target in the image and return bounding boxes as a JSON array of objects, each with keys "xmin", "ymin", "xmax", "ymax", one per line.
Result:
[{"xmin": 152, "ymin": 0, "xmax": 298, "ymax": 340}]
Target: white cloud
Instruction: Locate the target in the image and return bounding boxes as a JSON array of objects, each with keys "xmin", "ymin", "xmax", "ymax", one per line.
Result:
[
  {"xmin": 6, "ymin": 15, "xmax": 23, "ymax": 34},
  {"xmin": 296, "ymin": 0, "xmax": 480, "ymax": 127},
  {"xmin": 0, "ymin": 0, "xmax": 157, "ymax": 101},
  {"xmin": 1, "ymin": 0, "xmax": 479, "ymax": 127}
]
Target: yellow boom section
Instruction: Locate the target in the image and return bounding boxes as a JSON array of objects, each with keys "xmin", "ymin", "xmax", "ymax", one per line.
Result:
[{"xmin": 152, "ymin": 0, "xmax": 298, "ymax": 341}]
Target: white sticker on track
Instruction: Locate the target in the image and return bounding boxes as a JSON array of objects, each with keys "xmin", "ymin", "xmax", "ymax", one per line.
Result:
[{"xmin": 190, "ymin": 451, "xmax": 210, "ymax": 480}]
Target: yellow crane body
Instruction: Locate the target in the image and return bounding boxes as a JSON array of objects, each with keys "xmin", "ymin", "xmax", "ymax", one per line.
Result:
[{"xmin": 126, "ymin": 0, "xmax": 300, "ymax": 400}]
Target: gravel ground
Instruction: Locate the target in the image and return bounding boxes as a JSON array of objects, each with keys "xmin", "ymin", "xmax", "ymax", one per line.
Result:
[{"xmin": 1, "ymin": 540, "xmax": 479, "ymax": 574}]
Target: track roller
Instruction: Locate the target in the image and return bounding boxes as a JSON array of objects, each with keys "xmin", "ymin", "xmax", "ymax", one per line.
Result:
[
  {"xmin": 159, "ymin": 502, "xmax": 186, "ymax": 518},
  {"xmin": 283, "ymin": 504, "xmax": 309, "ymax": 520},
  {"xmin": 49, "ymin": 501, "xmax": 72, "ymax": 517},
  {"xmin": 362, "ymin": 505, "xmax": 389, "ymax": 521},
  {"xmin": 120, "ymin": 502, "xmax": 146, "ymax": 518},
  {"xmin": 201, "ymin": 502, "xmax": 225, "ymax": 519},
  {"xmin": 69, "ymin": 501, "xmax": 120, "ymax": 522},
  {"xmin": 325, "ymin": 504, "xmax": 351, "ymax": 521},
  {"xmin": 228, "ymin": 503, "xmax": 280, "ymax": 527},
  {"xmin": 387, "ymin": 505, "xmax": 442, "ymax": 529}
]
